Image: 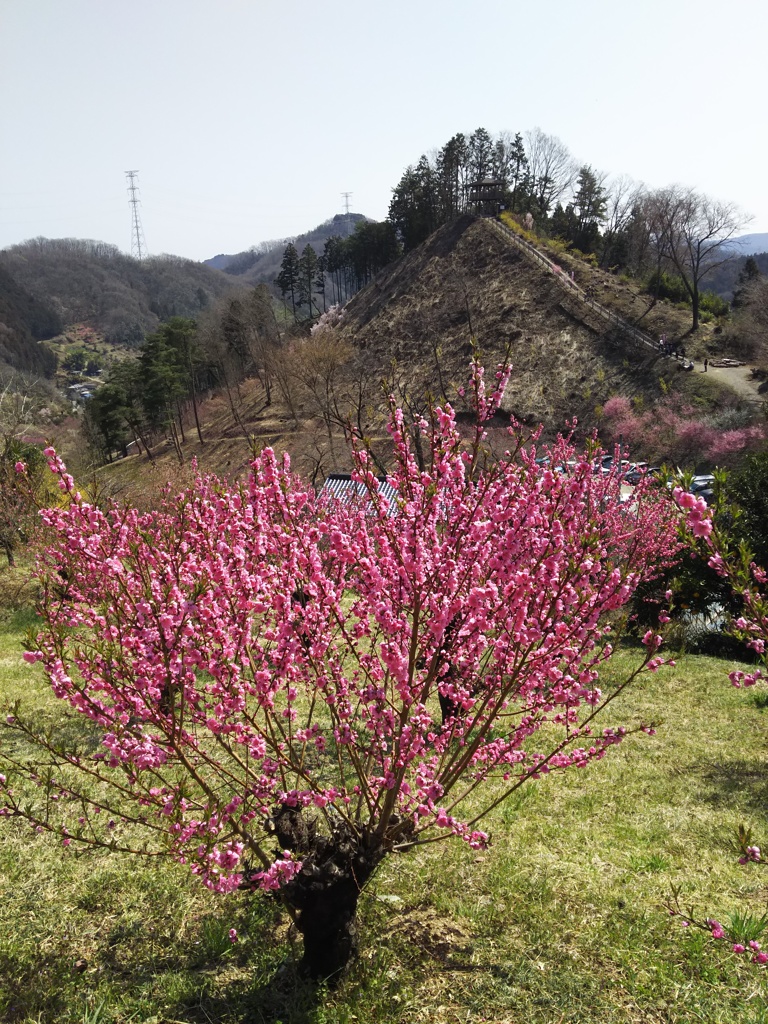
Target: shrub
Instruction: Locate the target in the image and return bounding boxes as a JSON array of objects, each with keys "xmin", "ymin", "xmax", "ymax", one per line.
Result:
[
  {"xmin": 700, "ymin": 291, "xmax": 730, "ymax": 318},
  {"xmin": 645, "ymin": 270, "xmax": 690, "ymax": 304}
]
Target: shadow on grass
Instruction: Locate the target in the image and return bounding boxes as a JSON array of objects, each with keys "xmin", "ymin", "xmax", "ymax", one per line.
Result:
[
  {"xmin": 0, "ymin": 605, "xmax": 41, "ymax": 635},
  {"xmin": 165, "ymin": 962, "xmax": 324, "ymax": 1024},
  {"xmin": 689, "ymin": 758, "xmax": 768, "ymax": 813}
]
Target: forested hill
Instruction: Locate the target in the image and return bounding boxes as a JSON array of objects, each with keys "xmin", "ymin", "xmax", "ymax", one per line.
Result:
[
  {"xmin": 335, "ymin": 215, "xmax": 717, "ymax": 436},
  {"xmin": 0, "ymin": 263, "xmax": 59, "ymax": 376},
  {"xmin": 0, "ymin": 238, "xmax": 243, "ymax": 347},
  {"xmin": 205, "ymin": 213, "xmax": 368, "ymax": 285}
]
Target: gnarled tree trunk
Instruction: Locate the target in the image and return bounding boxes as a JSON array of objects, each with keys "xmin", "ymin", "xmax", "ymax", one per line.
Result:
[{"xmin": 271, "ymin": 807, "xmax": 385, "ymax": 981}]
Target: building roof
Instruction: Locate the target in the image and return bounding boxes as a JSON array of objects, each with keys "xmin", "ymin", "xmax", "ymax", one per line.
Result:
[{"xmin": 318, "ymin": 473, "xmax": 398, "ymax": 514}]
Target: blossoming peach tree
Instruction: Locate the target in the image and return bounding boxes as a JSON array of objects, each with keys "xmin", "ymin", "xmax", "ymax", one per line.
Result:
[{"xmin": 0, "ymin": 364, "xmax": 680, "ymax": 979}]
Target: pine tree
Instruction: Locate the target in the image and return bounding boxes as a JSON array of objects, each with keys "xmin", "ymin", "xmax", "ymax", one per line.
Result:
[
  {"xmin": 572, "ymin": 165, "xmax": 607, "ymax": 251},
  {"xmin": 468, "ymin": 127, "xmax": 493, "ymax": 183},
  {"xmin": 276, "ymin": 243, "xmax": 300, "ymax": 320},
  {"xmin": 297, "ymin": 244, "xmax": 320, "ymax": 317},
  {"xmin": 436, "ymin": 133, "xmax": 468, "ymax": 220},
  {"xmin": 507, "ymin": 132, "xmax": 530, "ymax": 213},
  {"xmin": 388, "ymin": 157, "xmax": 438, "ymax": 252}
]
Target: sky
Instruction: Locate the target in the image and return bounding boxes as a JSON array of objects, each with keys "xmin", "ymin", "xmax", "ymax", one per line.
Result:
[{"xmin": 1, "ymin": 0, "xmax": 767, "ymax": 263}]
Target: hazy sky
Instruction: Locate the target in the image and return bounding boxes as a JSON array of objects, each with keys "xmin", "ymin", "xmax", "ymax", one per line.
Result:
[{"xmin": 2, "ymin": 0, "xmax": 766, "ymax": 263}]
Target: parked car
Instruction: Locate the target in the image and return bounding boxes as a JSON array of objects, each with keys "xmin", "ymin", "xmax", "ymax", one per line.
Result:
[
  {"xmin": 689, "ymin": 474, "xmax": 715, "ymax": 505},
  {"xmin": 625, "ymin": 463, "xmax": 661, "ymax": 486}
]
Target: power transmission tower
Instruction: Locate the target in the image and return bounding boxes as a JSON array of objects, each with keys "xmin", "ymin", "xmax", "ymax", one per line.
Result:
[
  {"xmin": 125, "ymin": 170, "xmax": 148, "ymax": 260},
  {"xmin": 341, "ymin": 191, "xmax": 353, "ymax": 237}
]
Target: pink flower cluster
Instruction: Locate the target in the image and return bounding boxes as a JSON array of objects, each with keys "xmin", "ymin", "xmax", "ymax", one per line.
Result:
[
  {"xmin": 4, "ymin": 360, "xmax": 680, "ymax": 894},
  {"xmin": 708, "ymin": 923, "xmax": 768, "ymax": 965},
  {"xmin": 603, "ymin": 397, "xmax": 767, "ymax": 467},
  {"xmin": 672, "ymin": 487, "xmax": 712, "ymax": 539}
]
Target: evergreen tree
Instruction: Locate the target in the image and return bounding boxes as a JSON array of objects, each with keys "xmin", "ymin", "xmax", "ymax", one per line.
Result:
[
  {"xmin": 276, "ymin": 243, "xmax": 300, "ymax": 320},
  {"xmin": 467, "ymin": 127, "xmax": 493, "ymax": 184},
  {"xmin": 298, "ymin": 244, "xmax": 320, "ymax": 317},
  {"xmin": 550, "ymin": 202, "xmax": 579, "ymax": 244},
  {"xmin": 507, "ymin": 132, "xmax": 531, "ymax": 213},
  {"xmin": 346, "ymin": 221, "xmax": 400, "ymax": 288},
  {"xmin": 388, "ymin": 157, "xmax": 438, "ymax": 252},
  {"xmin": 435, "ymin": 133, "xmax": 468, "ymax": 220},
  {"xmin": 571, "ymin": 165, "xmax": 607, "ymax": 252},
  {"xmin": 87, "ymin": 358, "xmax": 152, "ymax": 461},
  {"xmin": 732, "ymin": 256, "xmax": 762, "ymax": 309},
  {"xmin": 139, "ymin": 327, "xmax": 188, "ymax": 443},
  {"xmin": 85, "ymin": 379, "xmax": 134, "ymax": 461},
  {"xmin": 315, "ymin": 253, "xmax": 327, "ymax": 313},
  {"xmin": 323, "ymin": 236, "xmax": 346, "ymax": 305}
]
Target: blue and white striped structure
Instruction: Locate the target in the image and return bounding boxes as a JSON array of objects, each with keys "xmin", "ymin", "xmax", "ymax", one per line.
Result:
[{"xmin": 318, "ymin": 473, "xmax": 399, "ymax": 515}]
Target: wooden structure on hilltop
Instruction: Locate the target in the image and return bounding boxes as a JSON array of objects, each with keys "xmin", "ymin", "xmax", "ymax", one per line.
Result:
[{"xmin": 466, "ymin": 178, "xmax": 506, "ymax": 216}]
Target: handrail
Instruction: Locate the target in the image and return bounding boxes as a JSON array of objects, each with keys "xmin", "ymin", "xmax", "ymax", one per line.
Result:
[{"xmin": 486, "ymin": 218, "xmax": 659, "ymax": 354}]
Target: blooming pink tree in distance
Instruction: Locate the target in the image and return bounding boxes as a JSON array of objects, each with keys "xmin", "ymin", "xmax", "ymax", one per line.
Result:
[
  {"xmin": 0, "ymin": 362, "xmax": 681, "ymax": 979},
  {"xmin": 602, "ymin": 396, "xmax": 766, "ymax": 469}
]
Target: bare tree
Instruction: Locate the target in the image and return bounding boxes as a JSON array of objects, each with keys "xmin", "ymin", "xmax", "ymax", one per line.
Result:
[
  {"xmin": 599, "ymin": 175, "xmax": 646, "ymax": 268},
  {"xmin": 524, "ymin": 128, "xmax": 578, "ymax": 216},
  {"xmin": 648, "ymin": 186, "xmax": 750, "ymax": 329},
  {"xmin": 288, "ymin": 333, "xmax": 354, "ymax": 460}
]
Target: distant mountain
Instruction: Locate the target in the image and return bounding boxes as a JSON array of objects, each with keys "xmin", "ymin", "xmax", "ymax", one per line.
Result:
[
  {"xmin": 205, "ymin": 213, "xmax": 369, "ymax": 286},
  {"xmin": 729, "ymin": 233, "xmax": 768, "ymax": 256},
  {"xmin": 701, "ymin": 250, "xmax": 768, "ymax": 299},
  {"xmin": 0, "ymin": 238, "xmax": 244, "ymax": 347},
  {"xmin": 205, "ymin": 254, "xmax": 235, "ymax": 271}
]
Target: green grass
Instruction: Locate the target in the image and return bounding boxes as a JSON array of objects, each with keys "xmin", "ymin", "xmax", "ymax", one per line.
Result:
[
  {"xmin": 670, "ymin": 369, "xmax": 741, "ymax": 409},
  {"xmin": 0, "ymin": 613, "xmax": 766, "ymax": 1022}
]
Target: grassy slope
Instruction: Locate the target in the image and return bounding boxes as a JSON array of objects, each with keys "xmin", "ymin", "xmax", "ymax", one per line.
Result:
[{"xmin": 0, "ymin": 606, "xmax": 766, "ymax": 1023}]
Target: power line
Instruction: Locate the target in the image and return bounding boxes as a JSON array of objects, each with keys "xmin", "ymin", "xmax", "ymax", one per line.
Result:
[{"xmin": 125, "ymin": 170, "xmax": 148, "ymax": 260}]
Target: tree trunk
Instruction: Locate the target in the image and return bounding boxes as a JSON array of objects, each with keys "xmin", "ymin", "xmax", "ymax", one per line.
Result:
[
  {"xmin": 176, "ymin": 401, "xmax": 186, "ymax": 445},
  {"xmin": 188, "ymin": 361, "xmax": 205, "ymax": 444},
  {"xmin": 270, "ymin": 807, "xmax": 385, "ymax": 982}
]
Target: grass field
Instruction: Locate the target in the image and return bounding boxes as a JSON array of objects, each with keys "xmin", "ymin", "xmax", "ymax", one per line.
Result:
[{"xmin": 0, "ymin": 605, "xmax": 766, "ymax": 1023}]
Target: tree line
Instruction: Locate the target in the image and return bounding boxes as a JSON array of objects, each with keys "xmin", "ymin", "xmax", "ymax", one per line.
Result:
[
  {"xmin": 275, "ymin": 220, "xmax": 399, "ymax": 322},
  {"xmin": 84, "ymin": 285, "xmax": 283, "ymax": 464},
  {"xmin": 387, "ymin": 126, "xmax": 748, "ymax": 329}
]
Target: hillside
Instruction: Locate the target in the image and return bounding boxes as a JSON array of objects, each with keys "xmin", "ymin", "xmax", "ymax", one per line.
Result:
[
  {"xmin": 0, "ymin": 264, "xmax": 59, "ymax": 376},
  {"xmin": 730, "ymin": 232, "xmax": 768, "ymax": 256},
  {"xmin": 205, "ymin": 213, "xmax": 368, "ymax": 286},
  {"xmin": 0, "ymin": 238, "xmax": 245, "ymax": 348},
  {"xmin": 335, "ymin": 215, "xmax": 734, "ymax": 437},
  {"xmin": 90, "ymin": 213, "xmax": 765, "ymax": 505},
  {"xmin": 703, "ymin": 250, "xmax": 768, "ymax": 299}
]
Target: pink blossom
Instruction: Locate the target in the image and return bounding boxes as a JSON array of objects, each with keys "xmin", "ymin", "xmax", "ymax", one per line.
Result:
[{"xmin": 1, "ymin": 362, "xmax": 682, "ymax": 912}]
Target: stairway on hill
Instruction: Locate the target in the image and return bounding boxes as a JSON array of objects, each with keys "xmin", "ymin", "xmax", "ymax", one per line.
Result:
[{"xmin": 486, "ymin": 218, "xmax": 659, "ymax": 356}]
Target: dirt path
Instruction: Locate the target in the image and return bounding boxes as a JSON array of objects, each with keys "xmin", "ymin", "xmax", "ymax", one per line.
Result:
[{"xmin": 702, "ymin": 364, "xmax": 763, "ymax": 402}]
